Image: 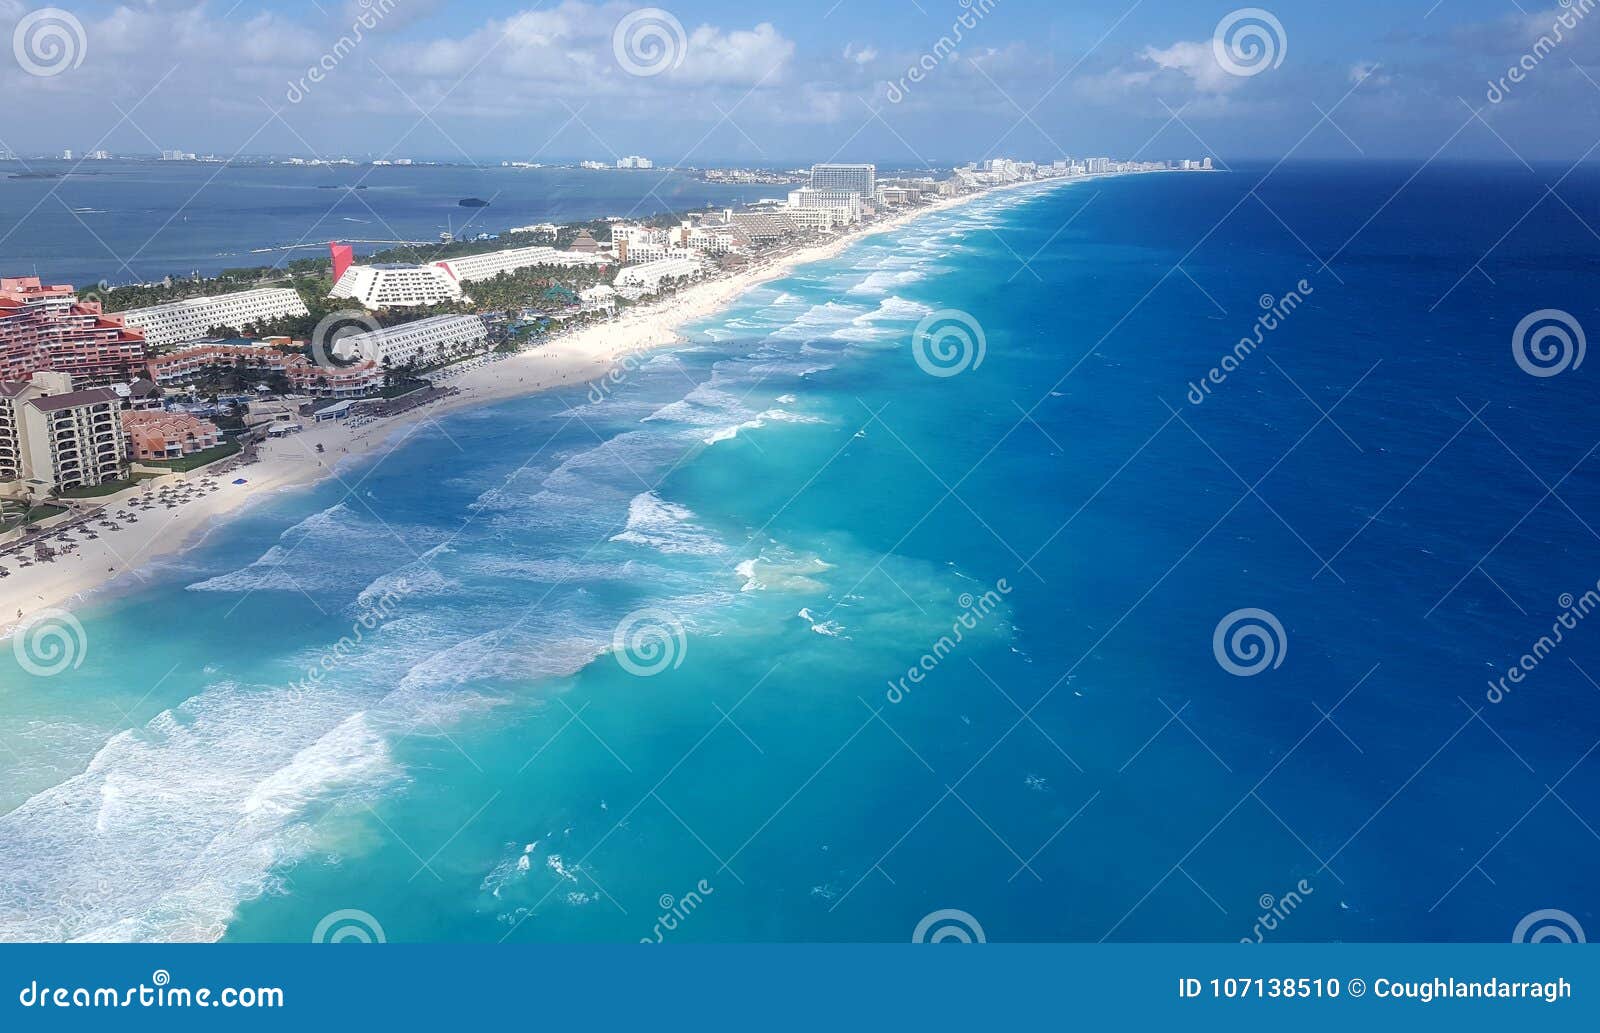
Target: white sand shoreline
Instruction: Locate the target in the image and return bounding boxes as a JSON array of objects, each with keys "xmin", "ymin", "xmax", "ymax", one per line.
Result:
[{"xmin": 0, "ymin": 171, "xmax": 1162, "ymax": 629}]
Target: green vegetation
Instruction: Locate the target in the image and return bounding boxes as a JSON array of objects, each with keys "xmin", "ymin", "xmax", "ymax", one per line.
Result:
[
  {"xmin": 57, "ymin": 473, "xmax": 161, "ymax": 499},
  {"xmin": 140, "ymin": 440, "xmax": 242, "ymax": 472},
  {"xmin": 0, "ymin": 502, "xmax": 67, "ymax": 534}
]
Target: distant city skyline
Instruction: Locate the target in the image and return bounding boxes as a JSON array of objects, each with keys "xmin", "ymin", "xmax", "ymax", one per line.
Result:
[{"xmin": 2, "ymin": 1, "xmax": 1597, "ymax": 164}]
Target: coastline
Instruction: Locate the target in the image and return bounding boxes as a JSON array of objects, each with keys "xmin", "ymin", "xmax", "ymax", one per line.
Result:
[{"xmin": 0, "ymin": 171, "xmax": 1152, "ymax": 628}]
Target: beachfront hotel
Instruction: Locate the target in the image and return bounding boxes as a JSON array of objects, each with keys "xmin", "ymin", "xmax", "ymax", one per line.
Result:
[
  {"xmin": 0, "ymin": 371, "xmax": 127, "ymax": 492},
  {"xmin": 615, "ymin": 256, "xmax": 708, "ymax": 292},
  {"xmin": 329, "ymin": 263, "xmax": 463, "ymax": 309},
  {"xmin": 114, "ymin": 288, "xmax": 310, "ymax": 348},
  {"xmin": 331, "ymin": 245, "xmax": 608, "ymax": 310},
  {"xmin": 332, "ymin": 314, "xmax": 488, "ymax": 368},
  {"xmin": 808, "ymin": 163, "xmax": 876, "ymax": 198},
  {"xmin": 1, "ymin": 277, "xmax": 150, "ymax": 387},
  {"xmin": 432, "ymin": 245, "xmax": 608, "ymax": 283}
]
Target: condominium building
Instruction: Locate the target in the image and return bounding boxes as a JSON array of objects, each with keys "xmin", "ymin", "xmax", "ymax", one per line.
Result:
[
  {"xmin": 809, "ymin": 163, "xmax": 876, "ymax": 198},
  {"xmin": 616, "ymin": 155, "xmax": 654, "ymax": 169},
  {"xmin": 332, "ymin": 314, "xmax": 488, "ymax": 367},
  {"xmin": 0, "ymin": 372, "xmax": 127, "ymax": 491},
  {"xmin": 1, "ymin": 277, "xmax": 150, "ymax": 386},
  {"xmin": 123, "ymin": 410, "xmax": 222, "ymax": 462},
  {"xmin": 147, "ymin": 342, "xmax": 301, "ymax": 385},
  {"xmin": 114, "ymin": 288, "xmax": 310, "ymax": 347}
]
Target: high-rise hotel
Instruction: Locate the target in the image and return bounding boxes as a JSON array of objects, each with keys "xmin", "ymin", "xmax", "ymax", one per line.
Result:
[{"xmin": 809, "ymin": 163, "xmax": 876, "ymax": 199}]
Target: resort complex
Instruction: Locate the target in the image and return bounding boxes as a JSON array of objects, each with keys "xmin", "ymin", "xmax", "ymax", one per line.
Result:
[
  {"xmin": 114, "ymin": 287, "xmax": 310, "ymax": 347},
  {"xmin": 0, "ymin": 151, "xmax": 1208, "ymax": 525}
]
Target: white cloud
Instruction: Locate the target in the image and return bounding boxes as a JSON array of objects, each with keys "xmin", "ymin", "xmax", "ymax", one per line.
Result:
[
  {"xmin": 1140, "ymin": 39, "xmax": 1244, "ymax": 93},
  {"xmin": 843, "ymin": 42, "xmax": 878, "ymax": 65}
]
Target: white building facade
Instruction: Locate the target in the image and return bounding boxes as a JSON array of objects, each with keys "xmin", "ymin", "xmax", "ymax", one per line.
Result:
[
  {"xmin": 333, "ymin": 315, "xmax": 488, "ymax": 368},
  {"xmin": 116, "ymin": 288, "xmax": 310, "ymax": 347}
]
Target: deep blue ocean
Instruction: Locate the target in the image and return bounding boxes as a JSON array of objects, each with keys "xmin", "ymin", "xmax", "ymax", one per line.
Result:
[
  {"xmin": 2, "ymin": 162, "xmax": 1598, "ymax": 943},
  {"xmin": 0, "ymin": 161, "xmax": 786, "ymax": 287}
]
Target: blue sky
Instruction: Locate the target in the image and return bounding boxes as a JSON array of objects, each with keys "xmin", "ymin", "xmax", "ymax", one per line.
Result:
[{"xmin": 1, "ymin": 0, "xmax": 1596, "ymax": 164}]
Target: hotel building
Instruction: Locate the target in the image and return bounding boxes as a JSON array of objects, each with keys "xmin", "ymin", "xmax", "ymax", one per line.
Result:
[
  {"xmin": 114, "ymin": 288, "xmax": 310, "ymax": 347},
  {"xmin": 332, "ymin": 314, "xmax": 488, "ymax": 367},
  {"xmin": 786, "ymin": 187, "xmax": 862, "ymax": 226},
  {"xmin": 809, "ymin": 163, "xmax": 876, "ymax": 198},
  {"xmin": 330, "ymin": 246, "xmax": 608, "ymax": 310},
  {"xmin": 1, "ymin": 277, "xmax": 150, "ymax": 387},
  {"xmin": 330, "ymin": 263, "xmax": 462, "ymax": 308},
  {"xmin": 615, "ymin": 256, "xmax": 707, "ymax": 292},
  {"xmin": 0, "ymin": 372, "xmax": 127, "ymax": 491}
]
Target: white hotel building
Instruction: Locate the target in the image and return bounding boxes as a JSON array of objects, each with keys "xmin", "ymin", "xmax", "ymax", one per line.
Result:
[
  {"xmin": 615, "ymin": 256, "xmax": 707, "ymax": 292},
  {"xmin": 332, "ymin": 314, "xmax": 488, "ymax": 368},
  {"xmin": 330, "ymin": 263, "xmax": 461, "ymax": 309},
  {"xmin": 330, "ymin": 246, "xmax": 609, "ymax": 310},
  {"xmin": 115, "ymin": 288, "xmax": 310, "ymax": 347}
]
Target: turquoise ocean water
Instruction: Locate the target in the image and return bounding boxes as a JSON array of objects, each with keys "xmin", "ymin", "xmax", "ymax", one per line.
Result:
[{"xmin": 2, "ymin": 163, "xmax": 1598, "ymax": 942}]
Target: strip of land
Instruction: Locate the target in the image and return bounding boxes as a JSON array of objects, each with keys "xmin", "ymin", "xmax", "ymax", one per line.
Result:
[{"xmin": 0, "ymin": 173, "xmax": 1145, "ymax": 629}]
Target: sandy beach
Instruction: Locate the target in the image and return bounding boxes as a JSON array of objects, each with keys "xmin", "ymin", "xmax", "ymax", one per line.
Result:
[{"xmin": 0, "ymin": 173, "xmax": 1115, "ymax": 628}]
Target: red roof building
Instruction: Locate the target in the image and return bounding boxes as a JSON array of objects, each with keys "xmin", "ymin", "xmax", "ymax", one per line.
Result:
[{"xmin": 0, "ymin": 277, "xmax": 149, "ymax": 386}]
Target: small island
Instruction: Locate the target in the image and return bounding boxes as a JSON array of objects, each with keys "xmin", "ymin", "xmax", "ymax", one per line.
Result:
[{"xmin": 457, "ymin": 197, "xmax": 490, "ymax": 208}]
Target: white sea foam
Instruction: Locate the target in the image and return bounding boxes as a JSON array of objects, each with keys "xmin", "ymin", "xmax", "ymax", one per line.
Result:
[
  {"xmin": 0, "ymin": 685, "xmax": 400, "ymax": 942},
  {"xmin": 610, "ymin": 492, "xmax": 726, "ymax": 556}
]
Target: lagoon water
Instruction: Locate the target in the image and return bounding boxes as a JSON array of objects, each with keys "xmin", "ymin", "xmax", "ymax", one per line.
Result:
[
  {"xmin": 2, "ymin": 163, "xmax": 1598, "ymax": 942},
  {"xmin": 0, "ymin": 160, "xmax": 786, "ymax": 287}
]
